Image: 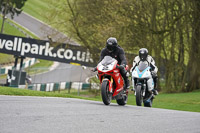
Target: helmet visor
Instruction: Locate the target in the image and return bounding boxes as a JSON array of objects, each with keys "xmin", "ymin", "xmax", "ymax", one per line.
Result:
[
  {"xmin": 139, "ymin": 54, "xmax": 147, "ymax": 61},
  {"xmin": 107, "ymin": 44, "xmax": 115, "ymax": 52}
]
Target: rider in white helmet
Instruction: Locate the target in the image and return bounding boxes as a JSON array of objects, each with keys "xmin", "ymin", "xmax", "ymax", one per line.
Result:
[{"xmin": 131, "ymin": 48, "xmax": 158, "ymax": 95}]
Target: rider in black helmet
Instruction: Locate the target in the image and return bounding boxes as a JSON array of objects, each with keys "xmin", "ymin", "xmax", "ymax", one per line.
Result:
[
  {"xmin": 106, "ymin": 37, "xmax": 118, "ymax": 52},
  {"xmin": 139, "ymin": 48, "xmax": 148, "ymax": 61},
  {"xmin": 97, "ymin": 37, "xmax": 130, "ymax": 90}
]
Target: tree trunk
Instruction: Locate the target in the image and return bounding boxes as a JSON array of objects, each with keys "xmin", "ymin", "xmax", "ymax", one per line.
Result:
[
  {"xmin": 186, "ymin": 0, "xmax": 200, "ymax": 91},
  {"xmin": 1, "ymin": 1, "xmax": 8, "ymax": 33}
]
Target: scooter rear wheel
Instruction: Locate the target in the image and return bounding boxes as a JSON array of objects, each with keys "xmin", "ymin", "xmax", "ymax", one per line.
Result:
[{"xmin": 116, "ymin": 93, "xmax": 128, "ymax": 106}]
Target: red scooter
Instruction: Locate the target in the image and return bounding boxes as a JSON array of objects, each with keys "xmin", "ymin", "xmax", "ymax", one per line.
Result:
[{"xmin": 97, "ymin": 56, "xmax": 128, "ymax": 105}]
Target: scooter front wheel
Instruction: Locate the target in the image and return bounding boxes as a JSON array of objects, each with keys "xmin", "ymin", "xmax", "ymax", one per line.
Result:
[
  {"xmin": 136, "ymin": 85, "xmax": 143, "ymax": 106},
  {"xmin": 101, "ymin": 80, "xmax": 112, "ymax": 105}
]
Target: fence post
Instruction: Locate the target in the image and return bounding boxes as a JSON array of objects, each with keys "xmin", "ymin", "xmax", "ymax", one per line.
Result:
[
  {"xmin": 68, "ymin": 67, "xmax": 72, "ymax": 94},
  {"xmin": 0, "ymin": 65, "xmax": 1, "ymax": 79},
  {"xmin": 78, "ymin": 68, "xmax": 82, "ymax": 96}
]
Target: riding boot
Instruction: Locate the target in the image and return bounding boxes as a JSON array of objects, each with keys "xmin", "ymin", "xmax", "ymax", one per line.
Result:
[
  {"xmin": 124, "ymin": 77, "xmax": 130, "ymax": 90},
  {"xmin": 152, "ymin": 77, "xmax": 158, "ymax": 95},
  {"xmin": 152, "ymin": 89, "xmax": 158, "ymax": 95}
]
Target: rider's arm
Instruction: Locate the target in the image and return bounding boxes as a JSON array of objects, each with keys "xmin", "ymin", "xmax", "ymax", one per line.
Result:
[
  {"xmin": 131, "ymin": 56, "xmax": 139, "ymax": 72},
  {"xmin": 150, "ymin": 63, "xmax": 158, "ymax": 73},
  {"xmin": 148, "ymin": 56, "xmax": 158, "ymax": 73},
  {"xmin": 119, "ymin": 48, "xmax": 127, "ymax": 66},
  {"xmin": 99, "ymin": 48, "xmax": 106, "ymax": 63},
  {"xmin": 93, "ymin": 49, "xmax": 106, "ymax": 71}
]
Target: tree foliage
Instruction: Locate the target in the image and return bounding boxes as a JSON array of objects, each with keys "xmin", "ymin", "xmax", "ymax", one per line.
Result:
[
  {"xmin": 0, "ymin": 0, "xmax": 27, "ymax": 33},
  {"xmin": 0, "ymin": 0, "xmax": 27, "ymax": 18},
  {"xmin": 46, "ymin": 0, "xmax": 200, "ymax": 92}
]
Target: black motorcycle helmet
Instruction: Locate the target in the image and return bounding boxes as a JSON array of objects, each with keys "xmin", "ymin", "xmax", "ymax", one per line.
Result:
[
  {"xmin": 139, "ymin": 48, "xmax": 148, "ymax": 61},
  {"xmin": 106, "ymin": 37, "xmax": 118, "ymax": 52}
]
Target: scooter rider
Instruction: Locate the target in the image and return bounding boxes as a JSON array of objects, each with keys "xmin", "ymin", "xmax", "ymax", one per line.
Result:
[
  {"xmin": 94, "ymin": 37, "xmax": 130, "ymax": 90},
  {"xmin": 131, "ymin": 48, "xmax": 158, "ymax": 95}
]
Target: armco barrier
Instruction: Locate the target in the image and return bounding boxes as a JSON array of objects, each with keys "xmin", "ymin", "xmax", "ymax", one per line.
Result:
[
  {"xmin": 18, "ymin": 85, "xmax": 26, "ymax": 89},
  {"xmin": 65, "ymin": 82, "xmax": 71, "ymax": 89},
  {"xmin": 36, "ymin": 84, "xmax": 41, "ymax": 91},
  {"xmin": 45, "ymin": 84, "xmax": 50, "ymax": 91},
  {"xmin": 26, "ymin": 82, "xmax": 99, "ymax": 92},
  {"xmin": 40, "ymin": 84, "xmax": 46, "ymax": 91},
  {"xmin": 91, "ymin": 83, "xmax": 100, "ymax": 90},
  {"xmin": 0, "ymin": 58, "xmax": 36, "ymax": 75},
  {"xmin": 53, "ymin": 83, "xmax": 59, "ymax": 91},
  {"xmin": 82, "ymin": 83, "xmax": 91, "ymax": 90},
  {"xmin": 71, "ymin": 82, "xmax": 82, "ymax": 89},
  {"xmin": 0, "ymin": 68, "xmax": 5, "ymax": 74},
  {"xmin": 60, "ymin": 82, "xmax": 66, "ymax": 90},
  {"xmin": 45, "ymin": 83, "xmax": 54, "ymax": 92},
  {"xmin": 9, "ymin": 85, "xmax": 18, "ymax": 88},
  {"xmin": 28, "ymin": 85, "xmax": 34, "ymax": 90}
]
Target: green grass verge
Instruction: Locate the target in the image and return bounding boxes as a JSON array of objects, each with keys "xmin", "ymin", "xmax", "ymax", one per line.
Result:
[
  {"xmin": 25, "ymin": 59, "xmax": 53, "ymax": 75},
  {"xmin": 0, "ymin": 19, "xmax": 26, "ymax": 37},
  {"xmin": 0, "ymin": 53, "xmax": 14, "ymax": 65},
  {"xmin": 23, "ymin": 0, "xmax": 53, "ymax": 22},
  {"xmin": 0, "ymin": 86, "xmax": 200, "ymax": 112},
  {"xmin": 23, "ymin": 0, "xmax": 71, "ymax": 34},
  {"xmin": 0, "ymin": 86, "xmax": 82, "ymax": 99},
  {"xmin": 152, "ymin": 92, "xmax": 200, "ymax": 112}
]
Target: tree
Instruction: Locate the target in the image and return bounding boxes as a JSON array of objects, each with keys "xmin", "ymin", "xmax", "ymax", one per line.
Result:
[
  {"xmin": 45, "ymin": 0, "xmax": 200, "ymax": 92},
  {"xmin": 185, "ymin": 0, "xmax": 200, "ymax": 91},
  {"xmin": 0, "ymin": 0, "xmax": 27, "ymax": 33}
]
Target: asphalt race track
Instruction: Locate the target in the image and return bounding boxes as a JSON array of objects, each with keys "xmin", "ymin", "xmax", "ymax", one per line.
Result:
[
  {"xmin": 11, "ymin": 12, "xmax": 77, "ymax": 45},
  {"xmin": 31, "ymin": 63, "xmax": 94, "ymax": 83},
  {"xmin": 0, "ymin": 95, "xmax": 200, "ymax": 133}
]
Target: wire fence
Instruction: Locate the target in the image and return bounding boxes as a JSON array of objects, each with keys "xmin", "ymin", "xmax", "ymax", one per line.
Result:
[
  {"xmin": 0, "ymin": 65, "xmax": 100, "ymax": 96},
  {"xmin": 26, "ymin": 65, "xmax": 95, "ymax": 83}
]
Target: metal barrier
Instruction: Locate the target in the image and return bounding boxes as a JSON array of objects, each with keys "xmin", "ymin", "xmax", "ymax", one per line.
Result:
[{"xmin": 1, "ymin": 64, "xmax": 99, "ymax": 95}]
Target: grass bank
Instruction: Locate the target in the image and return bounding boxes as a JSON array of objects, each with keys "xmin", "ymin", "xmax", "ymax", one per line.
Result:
[
  {"xmin": 0, "ymin": 86, "xmax": 200, "ymax": 112},
  {"xmin": 23, "ymin": 0, "xmax": 71, "ymax": 34},
  {"xmin": 25, "ymin": 59, "xmax": 54, "ymax": 75},
  {"xmin": 0, "ymin": 86, "xmax": 82, "ymax": 99},
  {"xmin": 23, "ymin": 0, "xmax": 51, "ymax": 22},
  {"xmin": 0, "ymin": 19, "xmax": 26, "ymax": 37}
]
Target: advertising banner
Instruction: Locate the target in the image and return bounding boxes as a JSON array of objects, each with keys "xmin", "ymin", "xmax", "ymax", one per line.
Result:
[{"xmin": 0, "ymin": 34, "xmax": 96, "ymax": 67}]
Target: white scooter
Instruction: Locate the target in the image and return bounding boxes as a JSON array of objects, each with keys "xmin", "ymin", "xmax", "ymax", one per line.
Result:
[{"xmin": 131, "ymin": 62, "xmax": 155, "ymax": 107}]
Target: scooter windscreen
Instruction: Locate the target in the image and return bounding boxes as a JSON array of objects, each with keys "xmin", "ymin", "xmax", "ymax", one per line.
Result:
[
  {"xmin": 98, "ymin": 56, "xmax": 117, "ymax": 72},
  {"xmin": 138, "ymin": 62, "xmax": 148, "ymax": 71},
  {"xmin": 101, "ymin": 56, "xmax": 116, "ymax": 66}
]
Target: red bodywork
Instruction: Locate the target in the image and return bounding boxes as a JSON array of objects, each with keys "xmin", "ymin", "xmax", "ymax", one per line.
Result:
[{"xmin": 97, "ymin": 62, "xmax": 128, "ymax": 97}]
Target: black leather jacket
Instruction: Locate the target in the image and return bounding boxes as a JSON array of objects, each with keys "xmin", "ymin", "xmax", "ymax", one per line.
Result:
[{"xmin": 99, "ymin": 46, "xmax": 127, "ymax": 65}]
